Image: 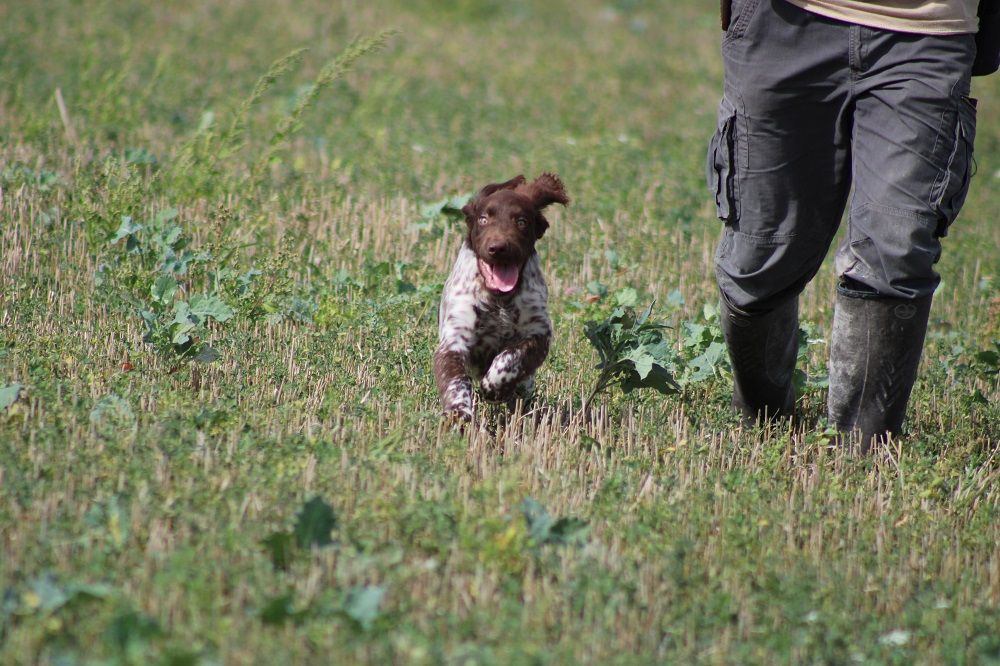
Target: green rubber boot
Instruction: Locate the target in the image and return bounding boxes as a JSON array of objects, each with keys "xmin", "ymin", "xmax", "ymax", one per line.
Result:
[
  {"xmin": 827, "ymin": 293, "xmax": 932, "ymax": 452},
  {"xmin": 720, "ymin": 296, "xmax": 798, "ymax": 425}
]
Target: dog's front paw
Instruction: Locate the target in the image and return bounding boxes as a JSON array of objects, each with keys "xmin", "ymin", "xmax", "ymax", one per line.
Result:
[
  {"xmin": 479, "ymin": 384, "xmax": 513, "ymax": 404},
  {"xmin": 444, "ymin": 403, "xmax": 473, "ymax": 421},
  {"xmin": 441, "ymin": 376, "xmax": 474, "ymax": 421},
  {"xmin": 442, "ymin": 405, "xmax": 473, "ymax": 432},
  {"xmin": 480, "ymin": 374, "xmax": 517, "ymax": 403},
  {"xmin": 481, "ymin": 352, "xmax": 520, "ymax": 402}
]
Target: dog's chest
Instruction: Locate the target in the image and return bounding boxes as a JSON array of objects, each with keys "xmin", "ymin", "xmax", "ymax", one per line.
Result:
[
  {"xmin": 466, "ymin": 300, "xmax": 522, "ymax": 376},
  {"xmin": 473, "ymin": 301, "xmax": 520, "ymax": 349},
  {"xmin": 439, "ymin": 243, "xmax": 550, "ymax": 375}
]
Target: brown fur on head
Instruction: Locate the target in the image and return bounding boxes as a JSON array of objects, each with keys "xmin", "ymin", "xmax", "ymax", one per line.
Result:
[{"xmin": 461, "ymin": 173, "xmax": 569, "ymax": 294}]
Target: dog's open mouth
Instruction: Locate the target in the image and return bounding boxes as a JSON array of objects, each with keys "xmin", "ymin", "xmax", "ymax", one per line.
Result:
[{"xmin": 478, "ymin": 259, "xmax": 521, "ymax": 293}]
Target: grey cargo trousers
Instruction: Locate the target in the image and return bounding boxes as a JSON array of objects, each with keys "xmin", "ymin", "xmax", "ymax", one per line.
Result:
[{"xmin": 708, "ymin": 0, "xmax": 978, "ymax": 313}]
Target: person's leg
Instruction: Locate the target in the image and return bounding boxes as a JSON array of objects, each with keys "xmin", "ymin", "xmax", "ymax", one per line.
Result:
[
  {"xmin": 709, "ymin": 0, "xmax": 852, "ymax": 422},
  {"xmin": 830, "ymin": 27, "xmax": 977, "ymax": 449}
]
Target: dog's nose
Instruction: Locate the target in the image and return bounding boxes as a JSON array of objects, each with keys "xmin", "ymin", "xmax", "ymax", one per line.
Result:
[{"xmin": 487, "ymin": 242, "xmax": 508, "ymax": 257}]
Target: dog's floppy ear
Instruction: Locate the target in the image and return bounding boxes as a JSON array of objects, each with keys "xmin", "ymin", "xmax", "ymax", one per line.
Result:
[
  {"xmin": 461, "ymin": 175, "xmax": 527, "ymax": 223},
  {"xmin": 480, "ymin": 174, "xmax": 527, "ymax": 198},
  {"xmin": 522, "ymin": 173, "xmax": 569, "ymax": 210}
]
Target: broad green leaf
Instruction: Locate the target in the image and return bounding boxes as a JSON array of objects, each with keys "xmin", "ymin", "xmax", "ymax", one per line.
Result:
[
  {"xmin": 645, "ymin": 365, "xmax": 681, "ymax": 394},
  {"xmin": 419, "ymin": 193, "xmax": 470, "ymax": 221},
  {"xmin": 188, "ymin": 294, "xmax": 234, "ymax": 323},
  {"xmin": 153, "ymin": 208, "xmax": 179, "ymax": 224},
  {"xmin": 639, "ymin": 339, "xmax": 673, "ymax": 364},
  {"xmin": 975, "ymin": 349, "xmax": 999, "ymax": 368},
  {"xmin": 154, "ymin": 224, "xmax": 182, "ymax": 250},
  {"xmin": 447, "ymin": 193, "xmax": 471, "ymax": 210},
  {"xmin": 27, "ymin": 575, "xmax": 69, "ymax": 613},
  {"xmin": 260, "ymin": 593, "xmax": 293, "ymax": 625},
  {"xmin": 65, "ymin": 582, "xmax": 113, "ymax": 601},
  {"xmin": 259, "ymin": 593, "xmax": 308, "ymax": 626},
  {"xmin": 261, "ymin": 531, "xmax": 295, "ymax": 571},
  {"xmin": 16, "ymin": 576, "xmax": 110, "ymax": 620},
  {"xmin": 686, "ymin": 341, "xmax": 728, "ymax": 383},
  {"xmin": 621, "ymin": 364, "xmax": 680, "ymax": 395},
  {"xmin": 150, "ymin": 275, "xmax": 177, "ymax": 305},
  {"xmin": 0, "ymin": 383, "xmax": 23, "ymax": 410},
  {"xmin": 628, "ymin": 350, "xmax": 655, "ymax": 380},
  {"xmin": 170, "ymin": 301, "xmax": 197, "ymax": 345},
  {"xmin": 666, "ymin": 289, "xmax": 685, "ymax": 308},
  {"xmin": 584, "ymin": 321, "xmax": 615, "ymax": 364},
  {"xmin": 160, "ymin": 249, "xmax": 207, "ymax": 275},
  {"xmin": 90, "ymin": 394, "xmax": 136, "ymax": 440},
  {"xmin": 635, "ymin": 300, "xmax": 656, "ymax": 327},
  {"xmin": 520, "ymin": 498, "xmax": 554, "ymax": 545},
  {"xmin": 520, "ymin": 498, "xmax": 588, "ymax": 547},
  {"xmin": 548, "ymin": 517, "xmax": 589, "ymax": 545},
  {"xmin": 110, "ymin": 216, "xmax": 142, "ymax": 244},
  {"xmin": 344, "ymin": 585, "xmax": 385, "ymax": 631},
  {"xmin": 616, "ymin": 306, "xmax": 636, "ymax": 331},
  {"xmin": 104, "ymin": 609, "xmax": 162, "ymax": 654},
  {"xmin": 124, "ymin": 147, "xmax": 158, "ymax": 166},
  {"xmin": 294, "ymin": 496, "xmax": 338, "ymax": 548},
  {"xmin": 682, "ymin": 322, "xmax": 710, "ymax": 350},
  {"xmin": 968, "ymin": 388, "xmax": 990, "ymax": 405},
  {"xmin": 616, "ymin": 287, "xmax": 638, "ymax": 307},
  {"xmin": 331, "ymin": 268, "xmax": 354, "ymax": 288},
  {"xmin": 193, "ymin": 345, "xmax": 221, "ymax": 363},
  {"xmin": 625, "ymin": 340, "xmax": 675, "ymax": 380},
  {"xmin": 171, "ymin": 321, "xmax": 196, "ymax": 346},
  {"xmin": 139, "ymin": 310, "xmax": 157, "ymax": 342},
  {"xmin": 172, "ymin": 301, "xmax": 192, "ymax": 324}
]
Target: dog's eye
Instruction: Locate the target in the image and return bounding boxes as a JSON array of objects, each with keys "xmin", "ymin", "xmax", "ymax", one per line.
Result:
[
  {"xmin": 516, "ymin": 218, "xmax": 527, "ymax": 229},
  {"xmin": 478, "ymin": 215, "xmax": 488, "ymax": 226}
]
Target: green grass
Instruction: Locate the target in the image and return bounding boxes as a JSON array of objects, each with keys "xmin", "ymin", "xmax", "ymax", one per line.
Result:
[{"xmin": 2, "ymin": 0, "xmax": 999, "ymax": 663}]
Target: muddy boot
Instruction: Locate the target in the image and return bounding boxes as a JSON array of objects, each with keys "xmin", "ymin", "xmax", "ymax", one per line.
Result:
[
  {"xmin": 827, "ymin": 292, "xmax": 932, "ymax": 452},
  {"xmin": 720, "ymin": 296, "xmax": 798, "ymax": 425}
]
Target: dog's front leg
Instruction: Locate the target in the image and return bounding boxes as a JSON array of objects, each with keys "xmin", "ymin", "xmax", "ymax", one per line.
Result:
[
  {"xmin": 434, "ymin": 347, "xmax": 474, "ymax": 421},
  {"xmin": 480, "ymin": 334, "xmax": 550, "ymax": 403}
]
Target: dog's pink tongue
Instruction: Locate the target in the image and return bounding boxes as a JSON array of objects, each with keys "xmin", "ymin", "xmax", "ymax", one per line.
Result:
[{"xmin": 481, "ymin": 261, "xmax": 520, "ymax": 292}]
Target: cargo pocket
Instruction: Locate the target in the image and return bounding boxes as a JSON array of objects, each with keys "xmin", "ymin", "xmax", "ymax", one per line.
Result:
[
  {"xmin": 930, "ymin": 96, "xmax": 977, "ymax": 237},
  {"xmin": 840, "ymin": 203, "xmax": 942, "ymax": 299},
  {"xmin": 724, "ymin": 0, "xmax": 762, "ymax": 42},
  {"xmin": 706, "ymin": 102, "xmax": 740, "ymax": 224}
]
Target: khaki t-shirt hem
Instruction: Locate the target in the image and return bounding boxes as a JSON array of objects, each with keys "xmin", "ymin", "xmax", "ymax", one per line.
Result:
[{"xmin": 782, "ymin": 0, "xmax": 979, "ymax": 35}]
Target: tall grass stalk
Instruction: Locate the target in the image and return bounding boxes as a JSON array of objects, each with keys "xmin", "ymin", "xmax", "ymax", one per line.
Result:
[{"xmin": 250, "ymin": 30, "xmax": 397, "ymax": 184}]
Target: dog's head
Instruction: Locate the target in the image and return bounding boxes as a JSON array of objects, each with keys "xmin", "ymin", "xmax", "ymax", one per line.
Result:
[{"xmin": 461, "ymin": 173, "xmax": 569, "ymax": 294}]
